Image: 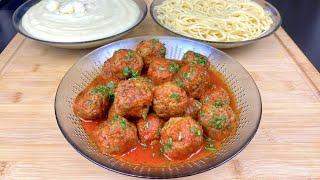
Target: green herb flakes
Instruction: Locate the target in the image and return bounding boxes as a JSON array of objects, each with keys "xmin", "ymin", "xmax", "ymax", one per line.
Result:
[
  {"xmin": 151, "ymin": 38, "xmax": 159, "ymax": 44},
  {"xmin": 211, "ymin": 115, "xmax": 227, "ymax": 129},
  {"xmin": 196, "ymin": 129, "xmax": 202, "ymax": 136},
  {"xmin": 169, "ymin": 63, "xmax": 179, "ymax": 72},
  {"xmin": 184, "ymin": 72, "xmax": 192, "ymax": 80},
  {"xmin": 91, "ymin": 81, "xmax": 116, "ymax": 101},
  {"xmin": 163, "ymin": 137, "xmax": 173, "ymax": 151},
  {"xmin": 122, "ymin": 67, "xmax": 140, "ymax": 78},
  {"xmin": 126, "ymin": 50, "xmax": 134, "ymax": 60},
  {"xmin": 158, "ymin": 66, "xmax": 166, "ymax": 72},
  {"xmin": 214, "ymin": 100, "xmax": 224, "ymax": 108},
  {"xmin": 160, "ymin": 47, "xmax": 166, "ymax": 55},
  {"xmin": 174, "ymin": 78, "xmax": 184, "ymax": 87},
  {"xmin": 111, "ymin": 114, "xmax": 120, "ymax": 124},
  {"xmin": 120, "ymin": 118, "xmax": 127, "ymax": 129},
  {"xmin": 170, "ymin": 93, "xmax": 180, "ymax": 102},
  {"xmin": 195, "ymin": 53, "xmax": 207, "ymax": 65}
]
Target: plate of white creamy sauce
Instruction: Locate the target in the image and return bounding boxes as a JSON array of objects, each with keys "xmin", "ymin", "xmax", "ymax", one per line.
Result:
[{"xmin": 14, "ymin": 0, "xmax": 147, "ymax": 48}]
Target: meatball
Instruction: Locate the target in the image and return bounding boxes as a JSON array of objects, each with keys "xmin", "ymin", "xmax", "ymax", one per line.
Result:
[
  {"xmin": 153, "ymin": 82, "xmax": 188, "ymax": 119},
  {"xmin": 136, "ymin": 39, "xmax": 166, "ymax": 67},
  {"xmin": 114, "ymin": 77, "xmax": 153, "ymax": 118},
  {"xmin": 175, "ymin": 64, "xmax": 211, "ymax": 99},
  {"xmin": 73, "ymin": 75, "xmax": 118, "ymax": 120},
  {"xmin": 147, "ymin": 57, "xmax": 180, "ymax": 85},
  {"xmin": 200, "ymin": 87, "xmax": 231, "ymax": 105},
  {"xmin": 199, "ymin": 102, "xmax": 236, "ymax": 142},
  {"xmin": 137, "ymin": 113, "xmax": 165, "ymax": 145},
  {"xmin": 185, "ymin": 98, "xmax": 202, "ymax": 120},
  {"xmin": 93, "ymin": 115, "xmax": 138, "ymax": 155},
  {"xmin": 182, "ymin": 51, "xmax": 209, "ymax": 67},
  {"xmin": 160, "ymin": 117, "xmax": 203, "ymax": 160},
  {"xmin": 103, "ymin": 49, "xmax": 144, "ymax": 79}
]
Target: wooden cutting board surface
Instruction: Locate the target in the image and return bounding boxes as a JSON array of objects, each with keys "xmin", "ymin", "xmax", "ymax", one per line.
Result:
[{"xmin": 0, "ymin": 1, "xmax": 320, "ymax": 179}]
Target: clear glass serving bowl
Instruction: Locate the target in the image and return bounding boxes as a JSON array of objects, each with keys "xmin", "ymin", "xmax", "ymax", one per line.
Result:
[
  {"xmin": 12, "ymin": 0, "xmax": 147, "ymax": 49},
  {"xmin": 55, "ymin": 36, "xmax": 262, "ymax": 178},
  {"xmin": 150, "ymin": 0, "xmax": 282, "ymax": 49}
]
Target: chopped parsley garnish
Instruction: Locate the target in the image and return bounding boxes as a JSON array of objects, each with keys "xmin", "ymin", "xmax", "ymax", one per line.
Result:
[
  {"xmin": 214, "ymin": 100, "xmax": 224, "ymax": 108},
  {"xmin": 174, "ymin": 78, "xmax": 184, "ymax": 87},
  {"xmin": 151, "ymin": 38, "xmax": 159, "ymax": 44},
  {"xmin": 196, "ymin": 129, "xmax": 202, "ymax": 136},
  {"xmin": 112, "ymin": 114, "xmax": 127, "ymax": 129},
  {"xmin": 163, "ymin": 137, "xmax": 173, "ymax": 151},
  {"xmin": 160, "ymin": 47, "xmax": 166, "ymax": 55},
  {"xmin": 205, "ymin": 143, "xmax": 216, "ymax": 152},
  {"xmin": 190, "ymin": 126, "xmax": 196, "ymax": 133},
  {"xmin": 199, "ymin": 111, "xmax": 205, "ymax": 117},
  {"xmin": 205, "ymin": 138, "xmax": 216, "ymax": 152},
  {"xmin": 184, "ymin": 72, "xmax": 192, "ymax": 80},
  {"xmin": 169, "ymin": 63, "xmax": 179, "ymax": 72},
  {"xmin": 91, "ymin": 81, "xmax": 116, "ymax": 101},
  {"xmin": 190, "ymin": 127, "xmax": 202, "ymax": 136},
  {"xmin": 158, "ymin": 65, "xmax": 166, "ymax": 72},
  {"xmin": 120, "ymin": 118, "xmax": 127, "ymax": 129},
  {"xmin": 111, "ymin": 114, "xmax": 120, "ymax": 124},
  {"xmin": 170, "ymin": 93, "xmax": 180, "ymax": 102},
  {"xmin": 122, "ymin": 67, "xmax": 139, "ymax": 78},
  {"xmin": 195, "ymin": 53, "xmax": 207, "ymax": 65},
  {"xmin": 211, "ymin": 115, "xmax": 227, "ymax": 129},
  {"xmin": 126, "ymin": 50, "xmax": 134, "ymax": 60},
  {"xmin": 142, "ymin": 112, "xmax": 147, "ymax": 120}
]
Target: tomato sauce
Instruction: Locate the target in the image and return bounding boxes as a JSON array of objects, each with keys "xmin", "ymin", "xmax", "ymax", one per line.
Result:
[{"xmin": 81, "ymin": 67, "xmax": 239, "ymax": 167}]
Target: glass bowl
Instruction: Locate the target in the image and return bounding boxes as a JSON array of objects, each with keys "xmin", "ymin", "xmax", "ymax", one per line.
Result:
[
  {"xmin": 150, "ymin": 0, "xmax": 282, "ymax": 49},
  {"xmin": 55, "ymin": 36, "xmax": 262, "ymax": 178},
  {"xmin": 12, "ymin": 0, "xmax": 147, "ymax": 49}
]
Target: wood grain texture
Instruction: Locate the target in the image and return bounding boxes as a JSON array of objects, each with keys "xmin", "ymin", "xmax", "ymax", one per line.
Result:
[{"xmin": 0, "ymin": 1, "xmax": 319, "ymax": 179}]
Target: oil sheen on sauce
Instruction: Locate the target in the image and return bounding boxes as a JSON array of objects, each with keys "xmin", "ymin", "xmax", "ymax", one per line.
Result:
[
  {"xmin": 22, "ymin": 0, "xmax": 140, "ymax": 42},
  {"xmin": 82, "ymin": 67, "xmax": 239, "ymax": 167}
]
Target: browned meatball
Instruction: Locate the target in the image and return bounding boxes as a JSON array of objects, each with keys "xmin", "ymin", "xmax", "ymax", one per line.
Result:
[
  {"xmin": 73, "ymin": 76, "xmax": 118, "ymax": 120},
  {"xmin": 93, "ymin": 115, "xmax": 138, "ymax": 155},
  {"xmin": 160, "ymin": 117, "xmax": 203, "ymax": 160},
  {"xmin": 103, "ymin": 49, "xmax": 144, "ymax": 79},
  {"xmin": 199, "ymin": 102, "xmax": 236, "ymax": 142},
  {"xmin": 175, "ymin": 64, "xmax": 211, "ymax": 99},
  {"xmin": 200, "ymin": 87, "xmax": 231, "ymax": 105},
  {"xmin": 147, "ymin": 57, "xmax": 180, "ymax": 85},
  {"xmin": 136, "ymin": 113, "xmax": 165, "ymax": 145},
  {"xmin": 114, "ymin": 77, "xmax": 153, "ymax": 118},
  {"xmin": 182, "ymin": 51, "xmax": 209, "ymax": 67},
  {"xmin": 185, "ymin": 98, "xmax": 202, "ymax": 120},
  {"xmin": 136, "ymin": 39, "xmax": 166, "ymax": 67},
  {"xmin": 153, "ymin": 82, "xmax": 188, "ymax": 119}
]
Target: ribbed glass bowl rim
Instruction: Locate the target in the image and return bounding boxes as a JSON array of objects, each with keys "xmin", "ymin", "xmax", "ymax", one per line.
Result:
[
  {"xmin": 12, "ymin": 0, "xmax": 148, "ymax": 45},
  {"xmin": 150, "ymin": 0, "xmax": 282, "ymax": 45}
]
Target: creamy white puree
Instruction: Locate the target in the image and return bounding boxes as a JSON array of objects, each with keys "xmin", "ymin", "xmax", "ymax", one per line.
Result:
[{"xmin": 22, "ymin": 0, "xmax": 141, "ymax": 42}]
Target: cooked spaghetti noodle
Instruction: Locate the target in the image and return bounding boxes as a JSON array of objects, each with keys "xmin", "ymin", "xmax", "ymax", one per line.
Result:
[{"xmin": 155, "ymin": 0, "xmax": 273, "ymax": 42}]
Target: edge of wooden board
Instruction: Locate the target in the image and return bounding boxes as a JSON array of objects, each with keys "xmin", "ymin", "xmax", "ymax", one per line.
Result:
[
  {"xmin": 275, "ymin": 28, "xmax": 320, "ymax": 94},
  {"xmin": 0, "ymin": 34, "xmax": 25, "ymax": 76}
]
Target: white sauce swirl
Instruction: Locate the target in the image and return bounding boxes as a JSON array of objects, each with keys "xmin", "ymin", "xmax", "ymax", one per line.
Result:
[{"xmin": 22, "ymin": 0, "xmax": 141, "ymax": 42}]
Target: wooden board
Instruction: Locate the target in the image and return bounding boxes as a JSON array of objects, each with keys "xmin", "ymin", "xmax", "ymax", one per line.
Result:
[{"xmin": 0, "ymin": 1, "xmax": 320, "ymax": 179}]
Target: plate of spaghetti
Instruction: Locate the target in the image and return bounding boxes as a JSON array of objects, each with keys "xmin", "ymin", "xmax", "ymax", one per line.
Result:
[{"xmin": 151, "ymin": 0, "xmax": 281, "ymax": 48}]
